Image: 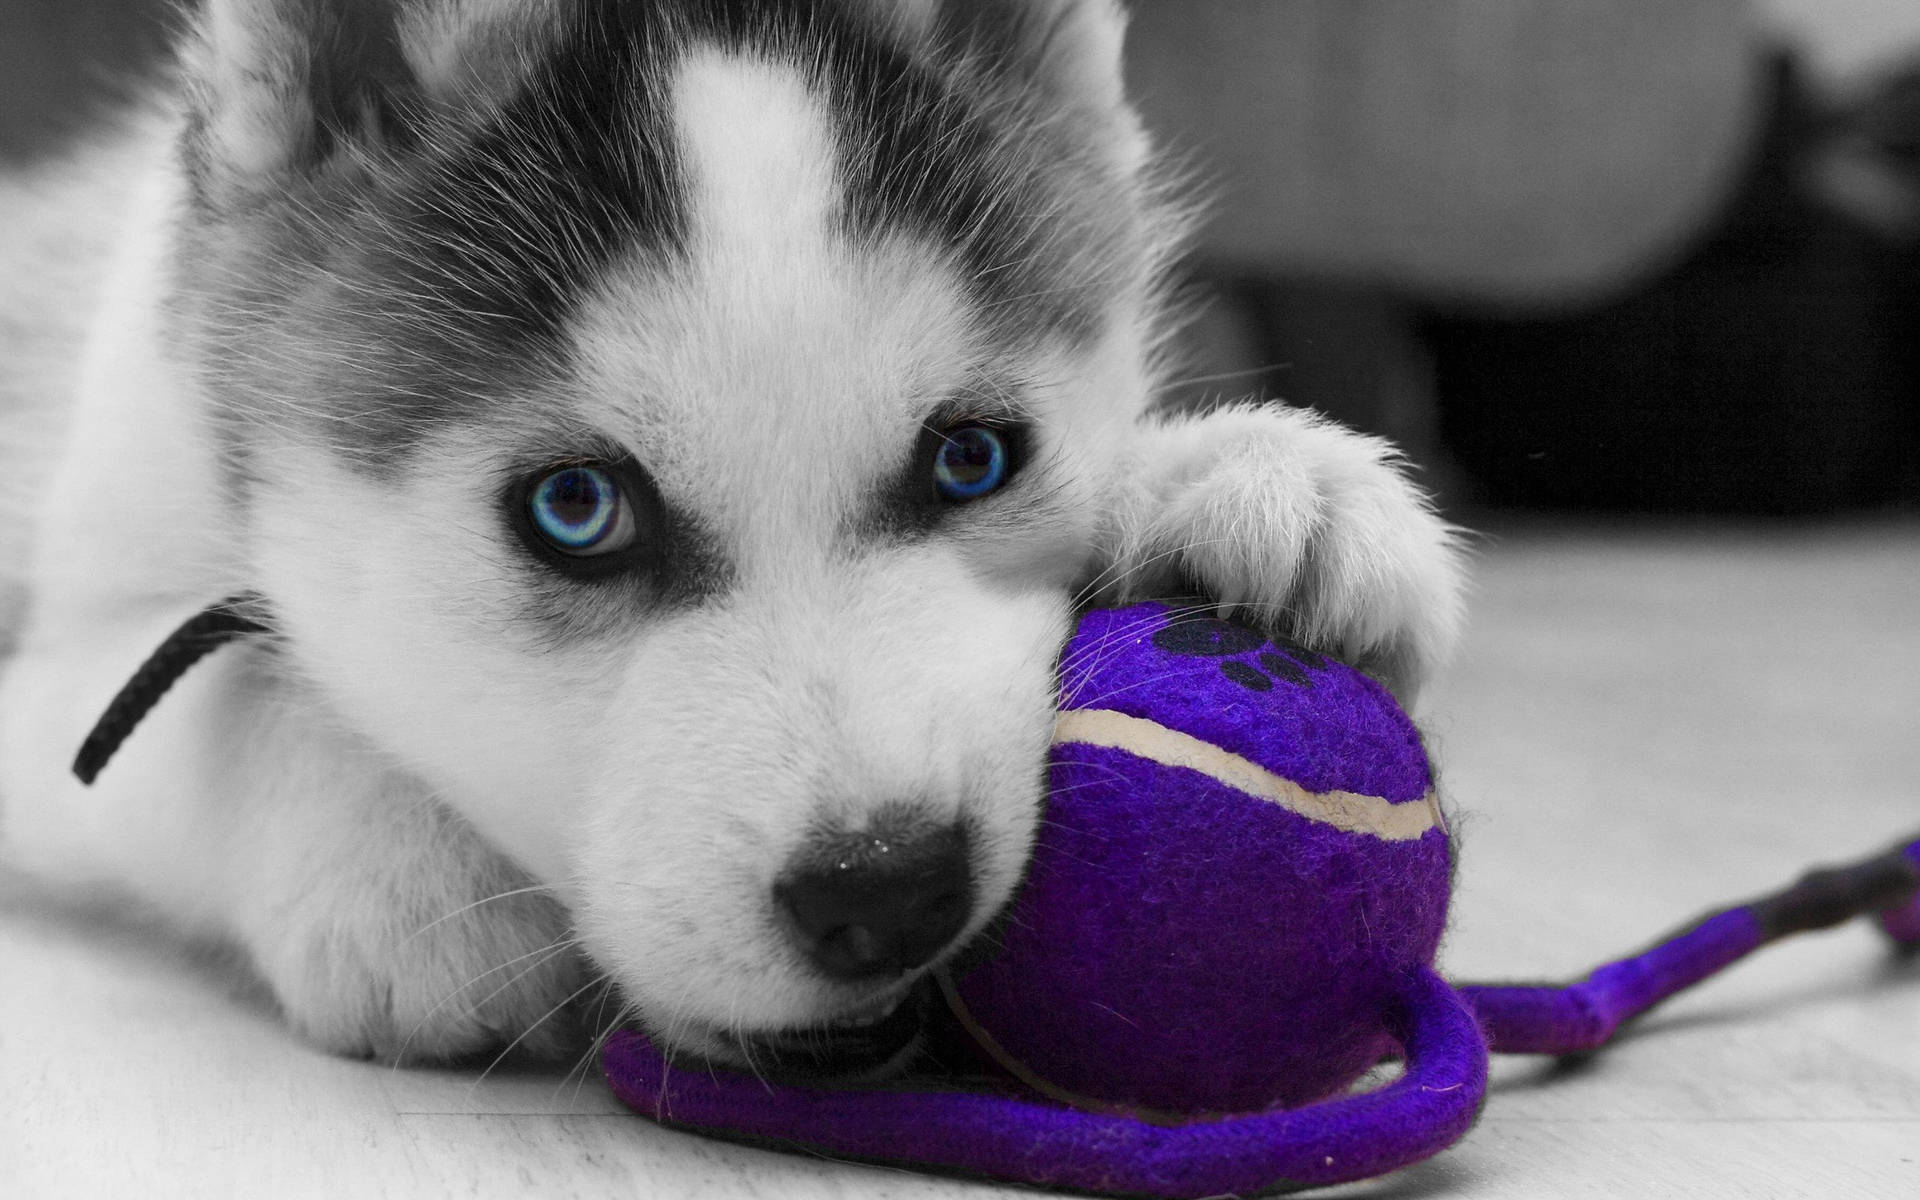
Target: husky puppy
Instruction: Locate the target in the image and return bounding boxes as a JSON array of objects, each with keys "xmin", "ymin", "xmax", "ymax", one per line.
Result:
[{"xmin": 0, "ymin": 0, "xmax": 1463, "ymax": 1073}]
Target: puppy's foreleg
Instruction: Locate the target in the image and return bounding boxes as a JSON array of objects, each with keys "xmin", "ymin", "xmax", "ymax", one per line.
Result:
[
  {"xmin": 0, "ymin": 619, "xmax": 583, "ymax": 1062},
  {"xmin": 1102, "ymin": 402, "xmax": 1467, "ymax": 704}
]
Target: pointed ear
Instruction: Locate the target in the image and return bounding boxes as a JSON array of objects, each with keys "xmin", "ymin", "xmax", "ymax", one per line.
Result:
[
  {"xmin": 181, "ymin": 0, "xmax": 420, "ymax": 205},
  {"xmin": 932, "ymin": 0, "xmax": 1147, "ymax": 176}
]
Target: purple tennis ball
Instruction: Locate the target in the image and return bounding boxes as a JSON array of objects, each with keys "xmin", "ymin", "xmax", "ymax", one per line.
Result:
[{"xmin": 948, "ymin": 601, "xmax": 1453, "ymax": 1116}]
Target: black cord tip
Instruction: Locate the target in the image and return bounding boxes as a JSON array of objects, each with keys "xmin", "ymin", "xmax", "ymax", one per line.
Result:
[{"xmin": 71, "ymin": 595, "xmax": 269, "ymax": 786}]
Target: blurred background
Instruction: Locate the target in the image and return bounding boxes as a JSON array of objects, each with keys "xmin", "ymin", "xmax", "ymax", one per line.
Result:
[
  {"xmin": 1126, "ymin": 0, "xmax": 1920, "ymax": 517},
  {"xmin": 2, "ymin": 0, "xmax": 1917, "ymax": 517}
]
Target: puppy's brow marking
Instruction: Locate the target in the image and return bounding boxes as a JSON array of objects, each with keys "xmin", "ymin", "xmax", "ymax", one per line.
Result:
[{"xmin": 671, "ymin": 51, "xmax": 840, "ymax": 251}]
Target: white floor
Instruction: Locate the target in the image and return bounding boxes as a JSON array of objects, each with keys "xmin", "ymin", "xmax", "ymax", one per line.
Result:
[{"xmin": 5, "ymin": 521, "xmax": 1919, "ymax": 1199}]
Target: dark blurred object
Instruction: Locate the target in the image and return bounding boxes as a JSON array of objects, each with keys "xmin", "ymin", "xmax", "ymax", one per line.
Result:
[
  {"xmin": 0, "ymin": 0, "xmax": 178, "ymax": 164},
  {"xmin": 1162, "ymin": 273, "xmax": 1454, "ymax": 499},
  {"xmin": 1425, "ymin": 54, "xmax": 1920, "ymax": 515},
  {"xmin": 1129, "ymin": 1, "xmax": 1769, "ymax": 511},
  {"xmin": 1856, "ymin": 53, "xmax": 1920, "ymax": 173}
]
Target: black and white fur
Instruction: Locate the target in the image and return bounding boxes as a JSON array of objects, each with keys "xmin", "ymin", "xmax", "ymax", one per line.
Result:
[{"xmin": 0, "ymin": 0, "xmax": 1463, "ymax": 1070}]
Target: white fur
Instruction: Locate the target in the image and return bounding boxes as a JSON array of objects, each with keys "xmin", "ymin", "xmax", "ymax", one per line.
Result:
[
  {"xmin": 0, "ymin": 0, "xmax": 1465, "ymax": 1067},
  {"xmin": 1107, "ymin": 404, "xmax": 1464, "ymax": 703}
]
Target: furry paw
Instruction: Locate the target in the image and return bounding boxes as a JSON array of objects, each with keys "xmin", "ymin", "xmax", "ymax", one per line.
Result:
[
  {"xmin": 237, "ymin": 795, "xmax": 585, "ymax": 1064},
  {"xmin": 1104, "ymin": 403, "xmax": 1467, "ymax": 704}
]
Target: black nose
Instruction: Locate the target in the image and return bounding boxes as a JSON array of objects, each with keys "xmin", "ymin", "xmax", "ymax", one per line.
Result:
[{"xmin": 775, "ymin": 821, "xmax": 975, "ymax": 981}]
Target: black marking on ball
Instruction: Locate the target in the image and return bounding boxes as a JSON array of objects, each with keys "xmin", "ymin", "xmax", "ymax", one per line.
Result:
[
  {"xmin": 1152, "ymin": 614, "xmax": 1330, "ymax": 693},
  {"xmin": 1259, "ymin": 652, "xmax": 1311, "ymax": 688},
  {"xmin": 1276, "ymin": 636, "xmax": 1327, "ymax": 670},
  {"xmin": 1152, "ymin": 617, "xmax": 1266, "ymax": 658},
  {"xmin": 1219, "ymin": 661, "xmax": 1273, "ymax": 692}
]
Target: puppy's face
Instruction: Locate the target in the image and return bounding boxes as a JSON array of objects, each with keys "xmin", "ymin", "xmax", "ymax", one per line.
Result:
[{"xmin": 180, "ymin": 0, "xmax": 1168, "ymax": 1066}]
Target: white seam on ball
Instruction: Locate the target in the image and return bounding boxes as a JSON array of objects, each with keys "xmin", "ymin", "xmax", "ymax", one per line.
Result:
[{"xmin": 1052, "ymin": 708, "xmax": 1442, "ymax": 842}]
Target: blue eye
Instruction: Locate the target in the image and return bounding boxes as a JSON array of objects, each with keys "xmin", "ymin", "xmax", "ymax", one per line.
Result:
[
  {"xmin": 527, "ymin": 466, "xmax": 635, "ymax": 556},
  {"xmin": 932, "ymin": 425, "xmax": 1011, "ymax": 502}
]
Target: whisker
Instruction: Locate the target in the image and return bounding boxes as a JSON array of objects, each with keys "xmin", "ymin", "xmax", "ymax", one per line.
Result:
[
  {"xmin": 1069, "ymin": 538, "xmax": 1236, "ymax": 618},
  {"xmin": 551, "ymin": 974, "xmax": 622, "ymax": 1111},
  {"xmin": 1057, "ymin": 601, "xmax": 1219, "ymax": 707},
  {"xmin": 390, "ymin": 936, "xmax": 580, "ymax": 1068},
  {"xmin": 575, "ymin": 993, "xmax": 643, "ymax": 1110},
  {"xmin": 1157, "ymin": 360, "xmax": 1292, "ymax": 392},
  {"xmin": 466, "ymin": 970, "xmax": 608, "ymax": 1105},
  {"xmin": 402, "ymin": 884, "xmax": 558, "ymax": 943}
]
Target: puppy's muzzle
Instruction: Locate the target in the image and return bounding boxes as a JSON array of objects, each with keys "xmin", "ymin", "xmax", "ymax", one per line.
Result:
[{"xmin": 775, "ymin": 819, "xmax": 975, "ymax": 981}]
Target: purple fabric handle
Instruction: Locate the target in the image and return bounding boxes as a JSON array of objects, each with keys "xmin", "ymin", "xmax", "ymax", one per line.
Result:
[
  {"xmin": 603, "ymin": 967, "xmax": 1487, "ymax": 1199},
  {"xmin": 1461, "ymin": 909, "xmax": 1764, "ymax": 1054},
  {"xmin": 1466, "ymin": 834, "xmax": 1920, "ymax": 1055}
]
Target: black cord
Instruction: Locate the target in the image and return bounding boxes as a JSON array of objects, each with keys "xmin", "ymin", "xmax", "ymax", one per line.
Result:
[{"xmin": 71, "ymin": 594, "xmax": 270, "ymax": 786}]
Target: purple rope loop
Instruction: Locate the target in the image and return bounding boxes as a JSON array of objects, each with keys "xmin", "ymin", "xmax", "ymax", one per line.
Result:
[{"xmin": 604, "ymin": 966, "xmax": 1488, "ymax": 1199}]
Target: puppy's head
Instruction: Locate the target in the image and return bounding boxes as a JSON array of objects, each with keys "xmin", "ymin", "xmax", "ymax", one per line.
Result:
[{"xmin": 174, "ymin": 0, "xmax": 1176, "ymax": 1069}]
